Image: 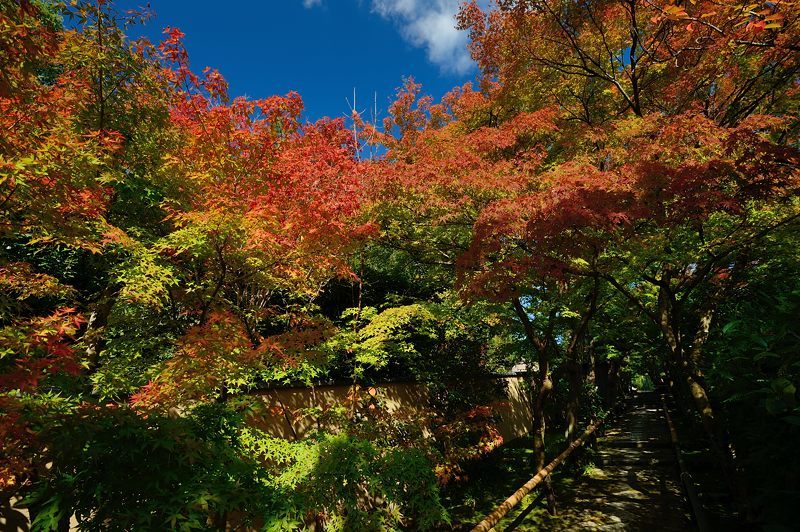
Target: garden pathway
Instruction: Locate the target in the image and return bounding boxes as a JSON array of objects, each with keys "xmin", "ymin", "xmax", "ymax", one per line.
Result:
[{"xmin": 481, "ymin": 392, "xmax": 693, "ymax": 531}]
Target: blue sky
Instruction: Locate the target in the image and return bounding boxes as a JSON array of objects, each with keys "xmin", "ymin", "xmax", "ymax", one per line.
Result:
[{"xmin": 116, "ymin": 0, "xmax": 480, "ymax": 122}]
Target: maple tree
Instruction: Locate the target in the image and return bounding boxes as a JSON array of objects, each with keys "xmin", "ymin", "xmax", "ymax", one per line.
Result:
[
  {"xmin": 453, "ymin": 0, "xmax": 800, "ymax": 521},
  {"xmin": 1, "ymin": 2, "xmax": 452, "ymax": 528},
  {"xmin": 117, "ymin": 27, "xmax": 376, "ymax": 409}
]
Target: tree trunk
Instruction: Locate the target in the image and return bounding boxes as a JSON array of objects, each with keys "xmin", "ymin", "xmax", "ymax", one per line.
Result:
[
  {"xmin": 564, "ymin": 274, "xmax": 599, "ymax": 442},
  {"xmin": 657, "ymin": 287, "xmax": 752, "ymax": 519},
  {"xmin": 608, "ymin": 358, "xmax": 622, "ymax": 409},
  {"xmin": 531, "ymin": 358, "xmax": 557, "ymax": 515},
  {"xmin": 513, "ymin": 298, "xmax": 557, "ymax": 515},
  {"xmin": 84, "ymin": 287, "xmax": 116, "ymax": 373},
  {"xmin": 565, "ymin": 358, "xmax": 582, "ymax": 443}
]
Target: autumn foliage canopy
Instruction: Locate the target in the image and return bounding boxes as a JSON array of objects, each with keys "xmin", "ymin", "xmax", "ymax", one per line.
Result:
[{"xmin": 1, "ymin": 0, "xmax": 799, "ymax": 529}]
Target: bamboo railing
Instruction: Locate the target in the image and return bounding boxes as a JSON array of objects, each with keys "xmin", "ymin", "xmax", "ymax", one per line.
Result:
[{"xmin": 470, "ymin": 419, "xmax": 603, "ymax": 532}]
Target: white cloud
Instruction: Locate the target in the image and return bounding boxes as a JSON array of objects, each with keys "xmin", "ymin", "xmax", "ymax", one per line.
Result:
[
  {"xmin": 371, "ymin": 0, "xmax": 476, "ymax": 75},
  {"xmin": 303, "ymin": 0, "xmax": 323, "ymax": 8}
]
